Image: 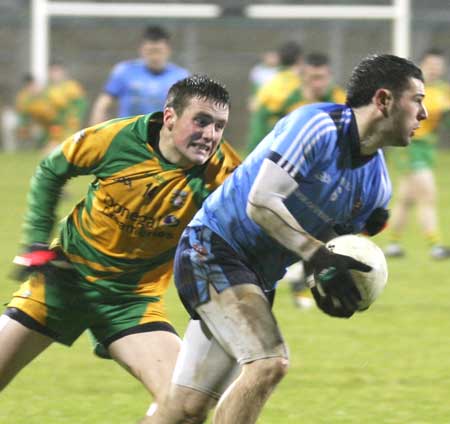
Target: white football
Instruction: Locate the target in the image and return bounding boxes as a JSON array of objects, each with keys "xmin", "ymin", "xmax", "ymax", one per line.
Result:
[{"xmin": 319, "ymin": 234, "xmax": 388, "ymax": 311}]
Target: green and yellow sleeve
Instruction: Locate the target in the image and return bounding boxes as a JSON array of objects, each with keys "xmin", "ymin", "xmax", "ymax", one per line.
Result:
[{"xmin": 22, "ymin": 119, "xmax": 132, "ymax": 244}]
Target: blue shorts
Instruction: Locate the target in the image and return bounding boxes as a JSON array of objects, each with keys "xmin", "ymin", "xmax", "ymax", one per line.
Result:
[{"xmin": 174, "ymin": 226, "xmax": 274, "ymax": 319}]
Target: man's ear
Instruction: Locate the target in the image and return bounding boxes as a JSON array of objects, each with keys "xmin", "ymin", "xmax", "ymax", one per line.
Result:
[
  {"xmin": 163, "ymin": 107, "xmax": 176, "ymax": 130},
  {"xmin": 374, "ymin": 88, "xmax": 393, "ymax": 118}
]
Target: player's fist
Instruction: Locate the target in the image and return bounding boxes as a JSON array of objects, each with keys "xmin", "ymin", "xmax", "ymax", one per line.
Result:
[
  {"xmin": 13, "ymin": 243, "xmax": 57, "ymax": 268},
  {"xmin": 308, "ymin": 246, "xmax": 371, "ymax": 316},
  {"xmin": 10, "ymin": 243, "xmax": 71, "ymax": 281},
  {"xmin": 311, "ymin": 285, "xmax": 355, "ymax": 318}
]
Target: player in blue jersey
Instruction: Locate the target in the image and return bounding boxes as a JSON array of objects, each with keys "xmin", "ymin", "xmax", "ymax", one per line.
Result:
[
  {"xmin": 145, "ymin": 55, "xmax": 427, "ymax": 424},
  {"xmin": 90, "ymin": 25, "xmax": 190, "ymax": 124}
]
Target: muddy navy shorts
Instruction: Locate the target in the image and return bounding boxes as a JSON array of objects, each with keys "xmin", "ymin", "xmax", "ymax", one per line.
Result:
[{"xmin": 174, "ymin": 226, "xmax": 274, "ymax": 319}]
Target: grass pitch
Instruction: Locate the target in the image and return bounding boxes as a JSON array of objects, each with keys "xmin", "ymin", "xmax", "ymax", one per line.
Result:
[{"xmin": 0, "ymin": 150, "xmax": 449, "ymax": 423}]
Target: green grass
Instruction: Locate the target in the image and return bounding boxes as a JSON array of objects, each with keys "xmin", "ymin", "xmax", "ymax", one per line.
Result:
[{"xmin": 1, "ymin": 150, "xmax": 450, "ymax": 423}]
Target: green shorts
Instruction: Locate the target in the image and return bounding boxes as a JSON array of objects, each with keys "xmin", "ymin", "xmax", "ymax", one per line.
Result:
[
  {"xmin": 6, "ymin": 266, "xmax": 176, "ymax": 348},
  {"xmin": 393, "ymin": 138, "xmax": 436, "ymax": 173}
]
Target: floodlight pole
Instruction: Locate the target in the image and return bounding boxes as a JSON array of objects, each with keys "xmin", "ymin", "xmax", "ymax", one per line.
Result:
[
  {"xmin": 393, "ymin": 0, "xmax": 410, "ymax": 59},
  {"xmin": 31, "ymin": 0, "xmax": 49, "ymax": 85}
]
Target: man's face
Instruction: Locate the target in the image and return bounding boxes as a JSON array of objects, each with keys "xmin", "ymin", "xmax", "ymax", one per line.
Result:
[
  {"xmin": 386, "ymin": 77, "xmax": 427, "ymax": 147},
  {"xmin": 164, "ymin": 97, "xmax": 229, "ymax": 167},
  {"xmin": 49, "ymin": 65, "xmax": 65, "ymax": 83},
  {"xmin": 140, "ymin": 39, "xmax": 171, "ymax": 72},
  {"xmin": 302, "ymin": 64, "xmax": 332, "ymax": 100},
  {"xmin": 420, "ymin": 54, "xmax": 446, "ymax": 83}
]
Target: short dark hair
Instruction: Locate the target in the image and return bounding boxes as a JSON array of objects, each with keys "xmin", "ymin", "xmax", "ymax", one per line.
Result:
[
  {"xmin": 277, "ymin": 41, "xmax": 303, "ymax": 67},
  {"xmin": 346, "ymin": 54, "xmax": 424, "ymax": 108},
  {"xmin": 305, "ymin": 52, "xmax": 330, "ymax": 67},
  {"xmin": 142, "ymin": 25, "xmax": 171, "ymax": 42},
  {"xmin": 165, "ymin": 75, "xmax": 230, "ymax": 115}
]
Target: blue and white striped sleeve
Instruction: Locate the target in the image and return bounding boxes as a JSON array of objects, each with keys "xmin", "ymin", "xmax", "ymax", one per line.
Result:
[{"xmin": 267, "ymin": 108, "xmax": 337, "ymax": 181}]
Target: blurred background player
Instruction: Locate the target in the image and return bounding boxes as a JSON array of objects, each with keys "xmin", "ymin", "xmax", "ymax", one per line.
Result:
[
  {"xmin": 43, "ymin": 61, "xmax": 88, "ymax": 154},
  {"xmin": 246, "ymin": 40, "xmax": 303, "ymax": 153},
  {"xmin": 14, "ymin": 63, "xmax": 86, "ymax": 154},
  {"xmin": 14, "ymin": 73, "xmax": 65, "ymax": 152},
  {"xmin": 90, "ymin": 25, "xmax": 190, "ymax": 124},
  {"xmin": 384, "ymin": 48, "xmax": 450, "ymax": 260},
  {"xmin": 47, "ymin": 62, "xmax": 88, "ymax": 139},
  {"xmin": 14, "ymin": 74, "xmax": 45, "ymax": 149},
  {"xmin": 247, "ymin": 49, "xmax": 279, "ymax": 112},
  {"xmin": 300, "ymin": 52, "xmax": 346, "ymax": 105}
]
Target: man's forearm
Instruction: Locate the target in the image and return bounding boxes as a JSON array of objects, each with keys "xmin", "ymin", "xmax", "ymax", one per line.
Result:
[
  {"xmin": 247, "ymin": 159, "xmax": 322, "ymax": 261},
  {"xmin": 22, "ymin": 153, "xmax": 70, "ymax": 244},
  {"xmin": 90, "ymin": 93, "xmax": 113, "ymax": 125}
]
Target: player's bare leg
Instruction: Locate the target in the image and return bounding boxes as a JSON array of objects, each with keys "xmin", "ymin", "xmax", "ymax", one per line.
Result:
[
  {"xmin": 145, "ymin": 284, "xmax": 289, "ymax": 424},
  {"xmin": 213, "ymin": 356, "xmax": 288, "ymax": 423},
  {"xmin": 210, "ymin": 285, "xmax": 289, "ymax": 423},
  {"xmin": 202, "ymin": 284, "xmax": 289, "ymax": 423},
  {"xmin": 108, "ymin": 330, "xmax": 181, "ymax": 419},
  {"xmin": 141, "ymin": 384, "xmax": 217, "ymax": 423},
  {"xmin": 387, "ymin": 169, "xmax": 449, "ymax": 259},
  {"xmin": 414, "ymin": 170, "xmax": 437, "ymax": 234},
  {"xmin": 385, "ymin": 175, "xmax": 415, "ymax": 257},
  {"xmin": 0, "ymin": 314, "xmax": 53, "ymax": 391},
  {"xmin": 413, "ymin": 169, "xmax": 450, "ymax": 258}
]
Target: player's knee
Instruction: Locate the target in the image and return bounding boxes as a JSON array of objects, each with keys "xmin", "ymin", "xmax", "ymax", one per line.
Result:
[
  {"xmin": 163, "ymin": 386, "xmax": 216, "ymax": 424},
  {"xmin": 181, "ymin": 402, "xmax": 210, "ymax": 423},
  {"xmin": 168, "ymin": 397, "xmax": 211, "ymax": 424},
  {"xmin": 247, "ymin": 356, "xmax": 289, "ymax": 386}
]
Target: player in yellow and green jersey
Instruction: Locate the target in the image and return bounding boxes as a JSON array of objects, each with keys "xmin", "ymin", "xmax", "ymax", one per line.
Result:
[
  {"xmin": 0, "ymin": 75, "xmax": 241, "ymax": 421},
  {"xmin": 247, "ymin": 49, "xmax": 279, "ymax": 112},
  {"xmin": 15, "ymin": 74, "xmax": 44, "ymax": 147},
  {"xmin": 247, "ymin": 40, "xmax": 303, "ymax": 153},
  {"xmin": 43, "ymin": 62, "xmax": 88, "ymax": 153},
  {"xmin": 15, "ymin": 73, "xmax": 66, "ymax": 149},
  {"xmin": 247, "ymin": 50, "xmax": 346, "ymax": 154},
  {"xmin": 385, "ymin": 48, "xmax": 450, "ymax": 260}
]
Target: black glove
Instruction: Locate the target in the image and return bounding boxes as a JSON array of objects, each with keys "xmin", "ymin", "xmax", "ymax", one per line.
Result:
[
  {"xmin": 311, "ymin": 286, "xmax": 355, "ymax": 318},
  {"xmin": 364, "ymin": 207, "xmax": 389, "ymax": 236},
  {"xmin": 10, "ymin": 243, "xmax": 69, "ymax": 281},
  {"xmin": 308, "ymin": 246, "xmax": 372, "ymax": 318}
]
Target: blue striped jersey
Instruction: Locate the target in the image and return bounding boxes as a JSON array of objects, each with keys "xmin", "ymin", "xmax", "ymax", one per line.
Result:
[{"xmin": 190, "ymin": 103, "xmax": 392, "ymax": 289}]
